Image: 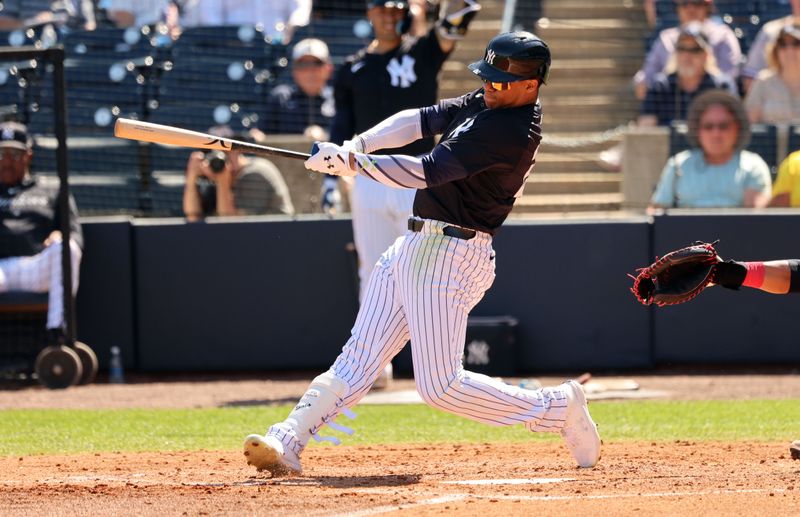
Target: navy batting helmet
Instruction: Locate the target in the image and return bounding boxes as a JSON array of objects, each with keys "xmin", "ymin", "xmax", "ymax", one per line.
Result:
[{"xmin": 468, "ymin": 31, "xmax": 551, "ymax": 84}]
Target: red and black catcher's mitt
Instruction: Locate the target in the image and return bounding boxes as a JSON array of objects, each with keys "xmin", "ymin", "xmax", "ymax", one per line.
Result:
[{"xmin": 630, "ymin": 242, "xmax": 720, "ymax": 307}]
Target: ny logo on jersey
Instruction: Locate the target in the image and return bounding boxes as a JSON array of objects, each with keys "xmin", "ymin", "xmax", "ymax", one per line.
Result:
[
  {"xmin": 486, "ymin": 49, "xmax": 496, "ymax": 65},
  {"xmin": 464, "ymin": 340, "xmax": 490, "ymax": 366},
  {"xmin": 449, "ymin": 117, "xmax": 475, "ymax": 139},
  {"xmin": 386, "ymin": 55, "xmax": 417, "ymax": 88}
]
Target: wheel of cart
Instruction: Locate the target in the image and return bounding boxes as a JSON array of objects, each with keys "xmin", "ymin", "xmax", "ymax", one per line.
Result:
[
  {"xmin": 34, "ymin": 345, "xmax": 83, "ymax": 389},
  {"xmin": 0, "ymin": 292, "xmax": 99, "ymax": 388},
  {"xmin": 72, "ymin": 341, "xmax": 98, "ymax": 385}
]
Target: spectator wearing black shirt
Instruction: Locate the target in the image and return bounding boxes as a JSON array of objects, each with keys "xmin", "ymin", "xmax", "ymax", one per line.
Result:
[
  {"xmin": 0, "ymin": 122, "xmax": 83, "ymax": 340},
  {"xmin": 639, "ymin": 22, "xmax": 736, "ymax": 127},
  {"xmin": 251, "ymin": 38, "xmax": 335, "ymax": 141}
]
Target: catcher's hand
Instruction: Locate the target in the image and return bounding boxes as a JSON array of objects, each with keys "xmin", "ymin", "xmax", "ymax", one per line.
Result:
[{"xmin": 630, "ymin": 242, "xmax": 721, "ymax": 307}]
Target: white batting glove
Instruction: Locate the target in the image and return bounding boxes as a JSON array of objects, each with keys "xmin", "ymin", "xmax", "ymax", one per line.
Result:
[
  {"xmin": 342, "ymin": 137, "xmax": 366, "ymax": 154},
  {"xmin": 304, "ymin": 142, "xmax": 357, "ymax": 177}
]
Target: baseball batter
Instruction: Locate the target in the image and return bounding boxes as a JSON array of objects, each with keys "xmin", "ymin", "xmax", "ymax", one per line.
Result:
[{"xmin": 244, "ymin": 32, "xmax": 601, "ymax": 476}]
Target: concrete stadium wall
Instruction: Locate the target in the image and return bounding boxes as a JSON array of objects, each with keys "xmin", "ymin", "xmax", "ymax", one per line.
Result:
[{"xmin": 74, "ymin": 213, "xmax": 800, "ymax": 373}]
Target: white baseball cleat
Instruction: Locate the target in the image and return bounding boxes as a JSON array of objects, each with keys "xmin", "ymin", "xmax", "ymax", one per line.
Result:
[
  {"xmin": 560, "ymin": 380, "xmax": 601, "ymax": 468},
  {"xmin": 371, "ymin": 363, "xmax": 393, "ymax": 390},
  {"xmin": 243, "ymin": 434, "xmax": 302, "ymax": 476}
]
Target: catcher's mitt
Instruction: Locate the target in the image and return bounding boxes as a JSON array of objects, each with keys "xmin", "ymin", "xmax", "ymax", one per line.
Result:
[{"xmin": 630, "ymin": 242, "xmax": 720, "ymax": 307}]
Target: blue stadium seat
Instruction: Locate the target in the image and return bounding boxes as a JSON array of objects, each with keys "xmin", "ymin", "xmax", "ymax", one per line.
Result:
[
  {"xmin": 758, "ymin": 0, "xmax": 793, "ymax": 21},
  {"xmin": 159, "ymin": 57, "xmax": 270, "ymax": 106},
  {"xmin": 62, "ymin": 27, "xmax": 164, "ymax": 60},
  {"xmin": 31, "ymin": 139, "xmax": 140, "ymax": 174},
  {"xmin": 786, "ymin": 124, "xmax": 800, "ymax": 155},
  {"xmin": 749, "ymin": 123, "xmax": 778, "ymax": 167},
  {"xmin": 172, "ymin": 25, "xmax": 277, "ymax": 63}
]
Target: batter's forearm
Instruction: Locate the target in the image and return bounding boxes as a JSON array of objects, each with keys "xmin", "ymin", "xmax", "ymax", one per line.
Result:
[
  {"xmin": 353, "ymin": 153, "xmax": 427, "ymax": 189},
  {"xmin": 356, "ymin": 109, "xmax": 422, "ymax": 153}
]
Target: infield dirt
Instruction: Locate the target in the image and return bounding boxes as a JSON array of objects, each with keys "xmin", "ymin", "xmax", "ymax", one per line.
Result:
[{"xmin": 2, "ymin": 373, "xmax": 800, "ymax": 516}]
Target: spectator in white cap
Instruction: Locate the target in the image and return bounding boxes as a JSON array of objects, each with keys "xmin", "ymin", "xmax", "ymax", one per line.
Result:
[{"xmin": 250, "ymin": 38, "xmax": 335, "ymax": 141}]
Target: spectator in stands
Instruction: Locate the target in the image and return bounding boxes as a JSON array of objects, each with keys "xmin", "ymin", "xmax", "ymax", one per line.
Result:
[
  {"xmin": 633, "ymin": 0, "xmax": 740, "ymax": 100},
  {"xmin": 769, "ymin": 150, "xmax": 800, "ymax": 207},
  {"xmin": 182, "ymin": 126, "xmax": 294, "ymax": 221},
  {"xmin": 0, "ymin": 122, "xmax": 83, "ymax": 344},
  {"xmin": 745, "ymin": 24, "xmax": 800, "ymax": 124},
  {"xmin": 649, "ymin": 90, "xmax": 772, "ymax": 209},
  {"xmin": 176, "ymin": 0, "xmax": 311, "ymax": 42},
  {"xmin": 98, "ymin": 0, "xmax": 177, "ymax": 28},
  {"xmin": 639, "ymin": 22, "xmax": 736, "ymax": 127},
  {"xmin": 741, "ymin": 0, "xmax": 800, "ymax": 92},
  {"xmin": 250, "ymin": 38, "xmax": 335, "ymax": 141},
  {"xmin": 0, "ymin": 0, "xmax": 92, "ymax": 30}
]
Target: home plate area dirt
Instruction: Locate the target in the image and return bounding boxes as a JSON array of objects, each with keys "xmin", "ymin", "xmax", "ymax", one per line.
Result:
[{"xmin": 2, "ymin": 441, "xmax": 799, "ymax": 516}]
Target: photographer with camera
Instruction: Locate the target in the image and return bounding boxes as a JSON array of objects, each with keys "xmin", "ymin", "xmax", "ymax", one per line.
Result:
[{"xmin": 182, "ymin": 126, "xmax": 295, "ymax": 222}]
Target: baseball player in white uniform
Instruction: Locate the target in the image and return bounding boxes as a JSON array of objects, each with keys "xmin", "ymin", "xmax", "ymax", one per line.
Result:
[
  {"xmin": 0, "ymin": 121, "xmax": 83, "ymax": 341},
  {"xmin": 244, "ymin": 32, "xmax": 601, "ymax": 476}
]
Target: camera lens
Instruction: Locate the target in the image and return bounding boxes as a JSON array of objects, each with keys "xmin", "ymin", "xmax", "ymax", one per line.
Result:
[{"xmin": 205, "ymin": 151, "xmax": 227, "ymax": 173}]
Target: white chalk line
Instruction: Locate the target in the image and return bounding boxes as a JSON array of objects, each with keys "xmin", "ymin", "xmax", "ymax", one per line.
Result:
[
  {"xmin": 329, "ymin": 487, "xmax": 790, "ymax": 516},
  {"xmin": 442, "ymin": 477, "xmax": 575, "ymax": 485}
]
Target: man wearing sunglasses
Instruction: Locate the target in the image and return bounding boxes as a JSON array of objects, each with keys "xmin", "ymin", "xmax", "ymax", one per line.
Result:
[
  {"xmin": 634, "ymin": 0, "xmax": 740, "ymax": 100},
  {"xmin": 243, "ymin": 31, "xmax": 602, "ymax": 477}
]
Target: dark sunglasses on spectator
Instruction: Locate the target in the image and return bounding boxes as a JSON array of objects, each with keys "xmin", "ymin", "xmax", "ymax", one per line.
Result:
[
  {"xmin": 777, "ymin": 38, "xmax": 800, "ymax": 49},
  {"xmin": 700, "ymin": 121, "xmax": 734, "ymax": 132},
  {"xmin": 676, "ymin": 0, "xmax": 706, "ymax": 7},
  {"xmin": 676, "ymin": 45, "xmax": 705, "ymax": 53},
  {"xmin": 293, "ymin": 59, "xmax": 325, "ymax": 70},
  {"xmin": 483, "ymin": 79, "xmax": 512, "ymax": 91}
]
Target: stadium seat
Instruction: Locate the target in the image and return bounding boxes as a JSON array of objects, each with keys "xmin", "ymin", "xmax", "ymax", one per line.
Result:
[
  {"xmin": 158, "ymin": 57, "xmax": 271, "ymax": 106},
  {"xmin": 171, "ymin": 25, "xmax": 277, "ymax": 63}
]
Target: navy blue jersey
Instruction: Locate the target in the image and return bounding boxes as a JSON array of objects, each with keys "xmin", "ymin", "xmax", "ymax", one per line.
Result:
[
  {"xmin": 259, "ymin": 83, "xmax": 335, "ymax": 134},
  {"xmin": 0, "ymin": 177, "xmax": 83, "ymax": 258},
  {"xmin": 414, "ymin": 89, "xmax": 542, "ymax": 234},
  {"xmin": 330, "ymin": 28, "xmax": 449, "ymax": 156},
  {"xmin": 641, "ymin": 72, "xmax": 736, "ymax": 126}
]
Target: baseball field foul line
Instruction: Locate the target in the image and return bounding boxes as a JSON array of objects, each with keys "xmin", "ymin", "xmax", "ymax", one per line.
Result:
[{"xmin": 335, "ymin": 487, "xmax": 789, "ymax": 516}]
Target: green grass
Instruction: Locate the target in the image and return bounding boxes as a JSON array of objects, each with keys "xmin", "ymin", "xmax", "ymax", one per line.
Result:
[{"xmin": 1, "ymin": 400, "xmax": 798, "ymax": 456}]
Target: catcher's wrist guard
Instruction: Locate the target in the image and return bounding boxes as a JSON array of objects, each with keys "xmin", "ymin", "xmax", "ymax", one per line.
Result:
[
  {"xmin": 436, "ymin": 0, "xmax": 481, "ymax": 40},
  {"xmin": 712, "ymin": 260, "xmax": 747, "ymax": 290},
  {"xmin": 630, "ymin": 242, "xmax": 720, "ymax": 307}
]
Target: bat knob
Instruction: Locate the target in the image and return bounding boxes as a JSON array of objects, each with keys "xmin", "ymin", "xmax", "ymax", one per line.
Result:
[{"xmin": 310, "ymin": 142, "xmax": 320, "ymax": 156}]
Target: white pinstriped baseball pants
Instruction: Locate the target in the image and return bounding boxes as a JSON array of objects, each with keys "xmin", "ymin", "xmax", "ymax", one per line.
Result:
[
  {"xmin": 349, "ymin": 175, "xmax": 416, "ymax": 302},
  {"xmin": 329, "ymin": 218, "xmax": 570, "ymax": 432},
  {"xmin": 0, "ymin": 239, "xmax": 82, "ymax": 329}
]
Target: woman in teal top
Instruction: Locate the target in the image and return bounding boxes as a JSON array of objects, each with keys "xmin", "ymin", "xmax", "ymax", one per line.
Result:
[{"xmin": 650, "ymin": 89, "xmax": 772, "ymax": 209}]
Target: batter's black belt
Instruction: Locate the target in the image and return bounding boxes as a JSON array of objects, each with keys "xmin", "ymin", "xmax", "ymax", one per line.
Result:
[{"xmin": 408, "ymin": 218, "xmax": 476, "ymax": 240}]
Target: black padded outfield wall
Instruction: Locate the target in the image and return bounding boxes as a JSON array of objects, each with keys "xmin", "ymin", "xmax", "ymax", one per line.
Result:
[
  {"xmin": 132, "ymin": 217, "xmax": 360, "ymax": 371},
  {"xmin": 72, "ymin": 214, "xmax": 800, "ymax": 374},
  {"xmin": 474, "ymin": 218, "xmax": 653, "ymax": 370},
  {"xmin": 75, "ymin": 217, "xmax": 136, "ymax": 369},
  {"xmin": 652, "ymin": 212, "xmax": 800, "ymax": 364}
]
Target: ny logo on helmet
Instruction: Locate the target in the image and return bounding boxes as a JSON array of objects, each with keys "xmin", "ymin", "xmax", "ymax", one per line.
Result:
[{"xmin": 486, "ymin": 49, "xmax": 496, "ymax": 65}]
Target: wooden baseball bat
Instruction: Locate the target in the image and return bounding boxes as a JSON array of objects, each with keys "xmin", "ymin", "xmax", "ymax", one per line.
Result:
[{"xmin": 113, "ymin": 118, "xmax": 311, "ymax": 160}]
